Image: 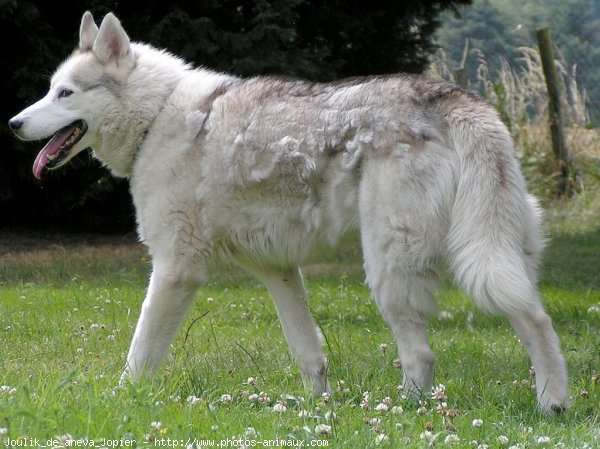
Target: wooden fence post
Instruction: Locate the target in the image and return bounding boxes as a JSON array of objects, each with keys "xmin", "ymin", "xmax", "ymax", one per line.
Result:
[
  {"xmin": 536, "ymin": 27, "xmax": 580, "ymax": 197},
  {"xmin": 452, "ymin": 38, "xmax": 470, "ymax": 89}
]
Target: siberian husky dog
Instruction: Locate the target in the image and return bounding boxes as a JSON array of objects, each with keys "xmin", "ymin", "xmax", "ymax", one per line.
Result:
[{"xmin": 9, "ymin": 12, "xmax": 570, "ymax": 412}]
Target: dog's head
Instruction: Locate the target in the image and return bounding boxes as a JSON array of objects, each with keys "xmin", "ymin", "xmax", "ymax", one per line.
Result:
[{"xmin": 9, "ymin": 12, "xmax": 135, "ymax": 179}]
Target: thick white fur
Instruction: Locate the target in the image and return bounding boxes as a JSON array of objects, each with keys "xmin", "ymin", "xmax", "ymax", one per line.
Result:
[{"xmin": 10, "ymin": 12, "xmax": 570, "ymax": 412}]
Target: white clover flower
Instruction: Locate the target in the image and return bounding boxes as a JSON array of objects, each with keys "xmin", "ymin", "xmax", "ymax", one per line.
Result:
[
  {"xmin": 379, "ymin": 343, "xmax": 388, "ymax": 353},
  {"xmin": 587, "ymin": 305, "xmax": 600, "ymax": 314},
  {"xmin": 368, "ymin": 417, "xmax": 381, "ymax": 427},
  {"xmin": 498, "ymin": 435, "xmax": 510, "ymax": 445},
  {"xmin": 360, "ymin": 392, "xmax": 371, "ymax": 410},
  {"xmin": 472, "ymin": 418, "xmax": 484, "ymax": 427},
  {"xmin": 258, "ymin": 391, "xmax": 270, "ymax": 403},
  {"xmin": 419, "ymin": 431, "xmax": 434, "ymax": 442},
  {"xmin": 314, "ymin": 424, "xmax": 332, "ymax": 436},
  {"xmin": 444, "ymin": 434, "xmax": 460, "ymax": 445},
  {"xmin": 325, "ymin": 411, "xmax": 337, "ymax": 421},
  {"xmin": 245, "ymin": 427, "xmax": 257, "ymax": 438},
  {"xmin": 150, "ymin": 421, "xmax": 162, "ymax": 430},
  {"xmin": 375, "ymin": 433, "xmax": 388, "ymax": 445},
  {"xmin": 390, "ymin": 405, "xmax": 403, "ymax": 414},
  {"xmin": 272, "ymin": 401, "xmax": 287, "ymax": 413},
  {"xmin": 435, "ymin": 402, "xmax": 448, "ymax": 412},
  {"xmin": 246, "ymin": 377, "xmax": 256, "ymax": 386},
  {"xmin": 375, "ymin": 403, "xmax": 389, "ymax": 413},
  {"xmin": 186, "ymin": 395, "xmax": 201, "ymax": 406},
  {"xmin": 210, "ymin": 425, "xmax": 219, "ymax": 432},
  {"xmin": 220, "ymin": 393, "xmax": 233, "ymax": 404},
  {"xmin": 237, "ymin": 390, "xmax": 248, "ymax": 399},
  {"xmin": 248, "ymin": 393, "xmax": 259, "ymax": 402},
  {"xmin": 416, "ymin": 406, "xmax": 428, "ymax": 415},
  {"xmin": 0, "ymin": 386, "xmax": 16, "ymax": 395},
  {"xmin": 431, "ymin": 384, "xmax": 447, "ymax": 401},
  {"xmin": 298, "ymin": 410, "xmax": 311, "ymax": 418},
  {"xmin": 536, "ymin": 436, "xmax": 550, "ymax": 444},
  {"xmin": 0, "ymin": 427, "xmax": 6, "ymax": 437}
]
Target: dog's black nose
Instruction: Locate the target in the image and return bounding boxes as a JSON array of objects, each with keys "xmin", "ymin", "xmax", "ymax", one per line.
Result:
[{"xmin": 8, "ymin": 118, "xmax": 23, "ymax": 131}]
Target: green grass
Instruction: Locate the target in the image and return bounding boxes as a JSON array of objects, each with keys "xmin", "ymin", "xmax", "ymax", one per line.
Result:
[{"xmin": 0, "ymin": 230, "xmax": 599, "ymax": 448}]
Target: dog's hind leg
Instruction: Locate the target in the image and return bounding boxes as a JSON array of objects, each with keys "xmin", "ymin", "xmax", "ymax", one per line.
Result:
[
  {"xmin": 122, "ymin": 261, "xmax": 202, "ymax": 383},
  {"xmin": 504, "ymin": 197, "xmax": 569, "ymax": 413},
  {"xmin": 451, "ymin": 193, "xmax": 569, "ymax": 412},
  {"xmin": 505, "ymin": 303, "xmax": 569, "ymax": 412},
  {"xmin": 364, "ymin": 267, "xmax": 440, "ymax": 400},
  {"xmin": 358, "ymin": 153, "xmax": 449, "ymax": 401},
  {"xmin": 360, "ymin": 225, "xmax": 440, "ymax": 400},
  {"xmin": 251, "ymin": 266, "xmax": 329, "ymax": 396}
]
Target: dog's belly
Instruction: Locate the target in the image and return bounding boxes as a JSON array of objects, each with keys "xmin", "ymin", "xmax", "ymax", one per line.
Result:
[
  {"xmin": 207, "ymin": 153, "xmax": 361, "ymax": 268},
  {"xmin": 217, "ymin": 195, "xmax": 350, "ymax": 268}
]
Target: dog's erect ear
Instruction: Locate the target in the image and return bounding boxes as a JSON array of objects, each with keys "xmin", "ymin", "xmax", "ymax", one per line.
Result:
[
  {"xmin": 92, "ymin": 13, "xmax": 132, "ymax": 65},
  {"xmin": 79, "ymin": 11, "xmax": 99, "ymax": 51}
]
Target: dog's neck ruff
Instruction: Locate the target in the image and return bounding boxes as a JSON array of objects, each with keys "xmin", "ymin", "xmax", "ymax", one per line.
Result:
[
  {"xmin": 92, "ymin": 44, "xmax": 191, "ymax": 178},
  {"xmin": 91, "ymin": 43, "xmax": 240, "ymax": 179}
]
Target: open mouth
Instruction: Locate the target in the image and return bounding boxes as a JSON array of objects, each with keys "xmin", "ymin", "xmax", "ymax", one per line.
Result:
[{"xmin": 33, "ymin": 120, "xmax": 88, "ymax": 179}]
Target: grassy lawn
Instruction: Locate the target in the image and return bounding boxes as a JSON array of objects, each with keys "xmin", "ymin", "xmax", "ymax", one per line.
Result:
[{"xmin": 0, "ymin": 228, "xmax": 598, "ymax": 448}]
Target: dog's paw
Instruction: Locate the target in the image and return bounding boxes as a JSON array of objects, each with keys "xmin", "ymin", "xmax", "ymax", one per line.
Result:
[{"xmin": 539, "ymin": 393, "xmax": 572, "ymax": 414}]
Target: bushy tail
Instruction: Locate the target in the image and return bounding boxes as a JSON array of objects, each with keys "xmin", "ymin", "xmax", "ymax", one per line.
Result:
[{"xmin": 446, "ymin": 111, "xmax": 542, "ymax": 314}]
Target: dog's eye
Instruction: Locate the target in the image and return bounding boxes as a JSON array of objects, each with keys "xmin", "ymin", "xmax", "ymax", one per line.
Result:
[{"xmin": 58, "ymin": 88, "xmax": 74, "ymax": 99}]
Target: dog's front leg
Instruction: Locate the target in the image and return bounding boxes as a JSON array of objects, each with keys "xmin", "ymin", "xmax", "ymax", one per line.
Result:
[{"xmin": 121, "ymin": 265, "xmax": 200, "ymax": 383}]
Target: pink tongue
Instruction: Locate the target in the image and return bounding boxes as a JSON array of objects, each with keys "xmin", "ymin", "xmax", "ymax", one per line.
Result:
[{"xmin": 33, "ymin": 125, "xmax": 75, "ymax": 179}]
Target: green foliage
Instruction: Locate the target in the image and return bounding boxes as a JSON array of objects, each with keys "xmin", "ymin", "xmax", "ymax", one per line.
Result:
[{"xmin": 488, "ymin": 81, "xmax": 513, "ymax": 130}]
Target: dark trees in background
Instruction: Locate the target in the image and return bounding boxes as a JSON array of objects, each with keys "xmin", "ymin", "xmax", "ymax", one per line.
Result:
[{"xmin": 0, "ymin": 0, "xmax": 471, "ymax": 231}]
